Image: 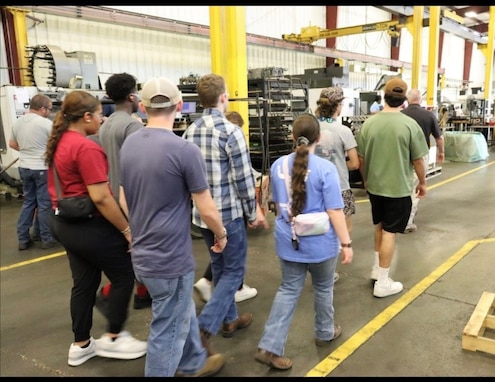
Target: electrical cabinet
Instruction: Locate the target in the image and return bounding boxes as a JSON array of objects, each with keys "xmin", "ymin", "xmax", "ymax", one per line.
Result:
[{"xmin": 247, "ymin": 76, "xmax": 309, "ymax": 173}]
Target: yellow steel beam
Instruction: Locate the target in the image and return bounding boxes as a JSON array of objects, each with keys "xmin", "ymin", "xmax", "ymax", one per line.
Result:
[
  {"xmin": 6, "ymin": 7, "xmax": 30, "ymax": 86},
  {"xmin": 209, "ymin": 6, "xmax": 224, "ymax": 76},
  {"xmin": 282, "ymin": 17, "xmax": 412, "ymax": 44},
  {"xmin": 442, "ymin": 9, "xmax": 464, "ymax": 24},
  {"xmin": 209, "ymin": 6, "xmax": 249, "ymax": 143},
  {"xmin": 224, "ymin": 6, "xmax": 249, "ymax": 142},
  {"xmin": 408, "ymin": 6, "xmax": 424, "ymax": 90},
  {"xmin": 478, "ymin": 6, "xmax": 494, "ymax": 103},
  {"xmin": 426, "ymin": 6, "xmax": 440, "ymax": 108}
]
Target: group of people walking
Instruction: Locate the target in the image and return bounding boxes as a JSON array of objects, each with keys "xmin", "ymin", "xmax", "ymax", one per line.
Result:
[{"xmin": 9, "ymin": 71, "xmax": 443, "ymax": 376}]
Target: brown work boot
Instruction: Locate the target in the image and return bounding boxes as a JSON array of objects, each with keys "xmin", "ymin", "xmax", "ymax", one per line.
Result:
[
  {"xmin": 254, "ymin": 348, "xmax": 292, "ymax": 370},
  {"xmin": 175, "ymin": 353, "xmax": 226, "ymax": 377},
  {"xmin": 200, "ymin": 329, "xmax": 216, "ymax": 356},
  {"xmin": 314, "ymin": 324, "xmax": 342, "ymax": 347},
  {"xmin": 221, "ymin": 312, "xmax": 253, "ymax": 338}
]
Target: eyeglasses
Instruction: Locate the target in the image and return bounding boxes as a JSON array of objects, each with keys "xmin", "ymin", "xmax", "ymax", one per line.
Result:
[{"xmin": 44, "ymin": 106, "xmax": 52, "ymax": 111}]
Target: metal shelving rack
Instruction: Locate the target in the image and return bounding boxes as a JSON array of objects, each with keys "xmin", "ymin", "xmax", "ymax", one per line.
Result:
[{"xmin": 247, "ymin": 76, "xmax": 309, "ymax": 174}]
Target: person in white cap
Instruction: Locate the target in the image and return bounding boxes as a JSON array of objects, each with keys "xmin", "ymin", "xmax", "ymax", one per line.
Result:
[
  {"xmin": 119, "ymin": 77, "xmax": 227, "ymax": 377},
  {"xmin": 356, "ymin": 77, "xmax": 429, "ymax": 298}
]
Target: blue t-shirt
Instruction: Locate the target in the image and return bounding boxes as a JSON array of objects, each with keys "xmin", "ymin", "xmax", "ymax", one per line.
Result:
[
  {"xmin": 270, "ymin": 153, "xmax": 344, "ymax": 263},
  {"xmin": 120, "ymin": 127, "xmax": 210, "ymax": 278}
]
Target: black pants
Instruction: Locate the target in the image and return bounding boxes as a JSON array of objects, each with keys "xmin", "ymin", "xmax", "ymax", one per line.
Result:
[{"xmin": 51, "ymin": 214, "xmax": 135, "ymax": 342}]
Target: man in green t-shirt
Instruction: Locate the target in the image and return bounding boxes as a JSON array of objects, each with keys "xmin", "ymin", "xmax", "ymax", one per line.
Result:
[{"xmin": 356, "ymin": 77, "xmax": 429, "ymax": 298}]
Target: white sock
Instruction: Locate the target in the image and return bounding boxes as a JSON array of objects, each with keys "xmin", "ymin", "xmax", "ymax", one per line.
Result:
[
  {"xmin": 377, "ymin": 266, "xmax": 390, "ymax": 285},
  {"xmin": 373, "ymin": 251, "xmax": 380, "ymax": 268}
]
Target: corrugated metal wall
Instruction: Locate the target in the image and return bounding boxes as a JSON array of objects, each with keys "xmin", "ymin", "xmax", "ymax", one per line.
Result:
[{"xmin": 0, "ymin": 5, "xmax": 488, "ymax": 93}]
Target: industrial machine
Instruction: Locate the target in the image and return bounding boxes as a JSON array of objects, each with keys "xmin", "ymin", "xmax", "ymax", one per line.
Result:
[{"xmin": 0, "ymin": 44, "xmax": 106, "ymax": 196}]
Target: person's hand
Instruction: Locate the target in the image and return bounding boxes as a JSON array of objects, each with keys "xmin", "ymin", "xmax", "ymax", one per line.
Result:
[
  {"xmin": 123, "ymin": 230, "xmax": 132, "ymax": 253},
  {"xmin": 211, "ymin": 236, "xmax": 227, "ymax": 253},
  {"xmin": 340, "ymin": 247, "xmax": 353, "ymax": 265},
  {"xmin": 248, "ymin": 208, "xmax": 269, "ymax": 230},
  {"xmin": 416, "ymin": 183, "xmax": 427, "ymax": 199}
]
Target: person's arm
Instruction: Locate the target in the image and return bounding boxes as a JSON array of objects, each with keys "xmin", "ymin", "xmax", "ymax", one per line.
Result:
[
  {"xmin": 192, "ymin": 188, "xmax": 227, "ymax": 253},
  {"xmin": 87, "ymin": 182, "xmax": 131, "ymax": 243},
  {"xmin": 327, "ymin": 209, "xmax": 353, "ymax": 265},
  {"xmin": 119, "ymin": 185, "xmax": 129, "ymax": 219},
  {"xmin": 412, "ymin": 156, "xmax": 427, "ymax": 199},
  {"xmin": 358, "ymin": 155, "xmax": 367, "ymax": 189},
  {"xmin": 346, "ymin": 147, "xmax": 359, "ymax": 171},
  {"xmin": 8, "ymin": 139, "xmax": 19, "ymax": 151},
  {"xmin": 435, "ymin": 135, "xmax": 445, "ymax": 165}
]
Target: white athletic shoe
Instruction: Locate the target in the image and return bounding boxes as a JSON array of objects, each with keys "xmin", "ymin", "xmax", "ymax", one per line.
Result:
[
  {"xmin": 373, "ymin": 278, "xmax": 403, "ymax": 298},
  {"xmin": 235, "ymin": 284, "xmax": 258, "ymax": 302},
  {"xmin": 68, "ymin": 337, "xmax": 97, "ymax": 366},
  {"xmin": 95, "ymin": 331, "xmax": 147, "ymax": 360},
  {"xmin": 194, "ymin": 277, "xmax": 212, "ymax": 302}
]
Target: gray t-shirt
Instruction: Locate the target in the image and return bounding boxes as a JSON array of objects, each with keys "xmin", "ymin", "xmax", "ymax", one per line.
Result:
[
  {"xmin": 315, "ymin": 119, "xmax": 357, "ymax": 192},
  {"xmin": 120, "ymin": 127, "xmax": 210, "ymax": 278},
  {"xmin": 10, "ymin": 112, "xmax": 52, "ymax": 170},
  {"xmin": 97, "ymin": 111, "xmax": 143, "ymax": 199}
]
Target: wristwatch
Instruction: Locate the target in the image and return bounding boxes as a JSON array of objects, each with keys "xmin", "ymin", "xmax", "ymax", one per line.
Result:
[
  {"xmin": 215, "ymin": 228, "xmax": 227, "ymax": 240},
  {"xmin": 341, "ymin": 240, "xmax": 352, "ymax": 248}
]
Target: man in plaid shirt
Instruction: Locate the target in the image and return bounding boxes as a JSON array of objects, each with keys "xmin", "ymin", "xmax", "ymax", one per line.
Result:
[{"xmin": 182, "ymin": 73, "xmax": 262, "ymax": 355}]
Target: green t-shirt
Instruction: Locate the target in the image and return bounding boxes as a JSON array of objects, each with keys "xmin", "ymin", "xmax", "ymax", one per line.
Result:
[{"xmin": 356, "ymin": 112, "xmax": 429, "ymax": 197}]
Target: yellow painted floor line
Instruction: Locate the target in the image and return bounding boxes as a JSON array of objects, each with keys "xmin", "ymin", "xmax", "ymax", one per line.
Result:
[
  {"xmin": 356, "ymin": 160, "xmax": 495, "ymax": 204},
  {"xmin": 305, "ymin": 238, "xmax": 495, "ymax": 377},
  {"xmin": 0, "ymin": 251, "xmax": 66, "ymax": 272}
]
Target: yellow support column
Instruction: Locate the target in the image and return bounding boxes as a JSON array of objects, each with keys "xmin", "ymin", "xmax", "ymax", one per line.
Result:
[
  {"xmin": 426, "ymin": 6, "xmax": 440, "ymax": 108},
  {"xmin": 478, "ymin": 6, "xmax": 495, "ymax": 108},
  {"xmin": 406, "ymin": 6, "xmax": 424, "ymax": 90},
  {"xmin": 209, "ymin": 6, "xmax": 249, "ymax": 143},
  {"xmin": 7, "ymin": 7, "xmax": 31, "ymax": 86}
]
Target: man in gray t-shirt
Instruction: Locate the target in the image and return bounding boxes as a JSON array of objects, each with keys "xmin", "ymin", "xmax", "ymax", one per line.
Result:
[
  {"xmin": 9, "ymin": 93, "xmax": 58, "ymax": 250},
  {"xmin": 90, "ymin": 73, "xmax": 149, "ymax": 311}
]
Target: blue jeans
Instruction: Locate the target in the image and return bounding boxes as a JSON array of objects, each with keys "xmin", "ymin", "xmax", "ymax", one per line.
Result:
[
  {"xmin": 137, "ymin": 271, "xmax": 207, "ymax": 377},
  {"xmin": 257, "ymin": 256, "xmax": 338, "ymax": 356},
  {"xmin": 17, "ymin": 168, "xmax": 55, "ymax": 243},
  {"xmin": 198, "ymin": 217, "xmax": 247, "ymax": 334}
]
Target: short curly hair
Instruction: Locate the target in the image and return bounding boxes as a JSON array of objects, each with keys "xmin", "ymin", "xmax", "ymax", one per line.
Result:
[{"xmin": 104, "ymin": 73, "xmax": 137, "ymax": 104}]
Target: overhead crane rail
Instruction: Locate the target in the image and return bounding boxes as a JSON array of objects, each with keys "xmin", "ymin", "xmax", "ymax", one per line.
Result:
[{"xmin": 282, "ymin": 17, "xmax": 412, "ymax": 44}]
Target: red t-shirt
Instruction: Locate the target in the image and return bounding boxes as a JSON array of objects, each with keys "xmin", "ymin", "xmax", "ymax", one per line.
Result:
[{"xmin": 48, "ymin": 130, "xmax": 110, "ymax": 208}]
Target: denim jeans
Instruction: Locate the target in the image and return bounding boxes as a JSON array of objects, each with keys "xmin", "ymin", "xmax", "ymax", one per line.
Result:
[
  {"xmin": 257, "ymin": 256, "xmax": 338, "ymax": 356},
  {"xmin": 198, "ymin": 217, "xmax": 247, "ymax": 334},
  {"xmin": 137, "ymin": 271, "xmax": 207, "ymax": 377},
  {"xmin": 17, "ymin": 167, "xmax": 55, "ymax": 243}
]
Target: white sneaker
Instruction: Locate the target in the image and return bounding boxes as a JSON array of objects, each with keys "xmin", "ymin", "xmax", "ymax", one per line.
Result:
[
  {"xmin": 194, "ymin": 277, "xmax": 212, "ymax": 302},
  {"xmin": 235, "ymin": 284, "xmax": 258, "ymax": 302},
  {"xmin": 403, "ymin": 224, "xmax": 417, "ymax": 233},
  {"xmin": 68, "ymin": 337, "xmax": 97, "ymax": 366},
  {"xmin": 370, "ymin": 266, "xmax": 379, "ymax": 281},
  {"xmin": 95, "ymin": 331, "xmax": 147, "ymax": 360},
  {"xmin": 373, "ymin": 278, "xmax": 403, "ymax": 298}
]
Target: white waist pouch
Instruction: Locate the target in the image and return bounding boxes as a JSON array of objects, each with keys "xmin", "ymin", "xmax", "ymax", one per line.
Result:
[{"xmin": 292, "ymin": 212, "xmax": 330, "ymax": 236}]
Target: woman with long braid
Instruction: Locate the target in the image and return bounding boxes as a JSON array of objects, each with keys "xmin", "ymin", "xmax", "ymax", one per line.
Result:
[
  {"xmin": 254, "ymin": 113, "xmax": 353, "ymax": 370},
  {"xmin": 45, "ymin": 90, "xmax": 147, "ymax": 367}
]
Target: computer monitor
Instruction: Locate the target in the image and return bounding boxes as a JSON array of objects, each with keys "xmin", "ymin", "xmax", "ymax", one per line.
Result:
[{"xmin": 182, "ymin": 101, "xmax": 196, "ymax": 114}]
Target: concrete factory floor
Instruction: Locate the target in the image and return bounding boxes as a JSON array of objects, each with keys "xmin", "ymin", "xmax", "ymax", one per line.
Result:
[{"xmin": 1, "ymin": 145, "xmax": 495, "ymax": 377}]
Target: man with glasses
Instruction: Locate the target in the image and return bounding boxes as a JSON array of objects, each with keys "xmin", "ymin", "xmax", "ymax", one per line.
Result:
[
  {"xmin": 90, "ymin": 72, "xmax": 152, "ymax": 311},
  {"xmin": 9, "ymin": 93, "xmax": 59, "ymax": 250}
]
